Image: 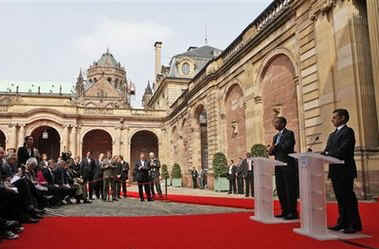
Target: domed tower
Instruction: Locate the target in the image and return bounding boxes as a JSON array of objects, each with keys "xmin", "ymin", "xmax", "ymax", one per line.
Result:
[{"xmin": 87, "ymin": 48, "xmax": 127, "ymax": 92}]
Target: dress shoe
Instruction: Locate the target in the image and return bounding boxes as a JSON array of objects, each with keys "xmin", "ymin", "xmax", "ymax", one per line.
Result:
[
  {"xmin": 140, "ymin": 199, "xmax": 145, "ymax": 202},
  {"xmin": 24, "ymin": 218, "xmax": 39, "ymax": 224},
  {"xmin": 12, "ymin": 226, "xmax": 24, "ymax": 234},
  {"xmin": 343, "ymin": 227, "xmax": 358, "ymax": 234},
  {"xmin": 147, "ymin": 198, "xmax": 154, "ymax": 202},
  {"xmin": 4, "ymin": 220, "xmax": 19, "ymax": 229},
  {"xmin": 328, "ymin": 224, "xmax": 344, "ymax": 231},
  {"xmin": 284, "ymin": 213, "xmax": 298, "ymax": 220},
  {"xmin": 4, "ymin": 231, "xmax": 19, "ymax": 240},
  {"xmin": 275, "ymin": 213, "xmax": 287, "ymax": 218},
  {"xmin": 83, "ymin": 199, "xmax": 92, "ymax": 204},
  {"xmin": 113, "ymin": 198, "xmax": 119, "ymax": 201}
]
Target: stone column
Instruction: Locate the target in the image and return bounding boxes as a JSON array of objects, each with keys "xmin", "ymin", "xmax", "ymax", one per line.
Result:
[
  {"xmin": 367, "ymin": 0, "xmax": 379, "ymax": 127},
  {"xmin": 17, "ymin": 124, "xmax": 25, "ymax": 149},
  {"xmin": 69, "ymin": 125, "xmax": 77, "ymax": 157},
  {"xmin": 76, "ymin": 126, "xmax": 82, "ymax": 157},
  {"xmin": 9, "ymin": 124, "xmax": 17, "ymax": 150},
  {"xmin": 62, "ymin": 125, "xmax": 68, "ymax": 153}
]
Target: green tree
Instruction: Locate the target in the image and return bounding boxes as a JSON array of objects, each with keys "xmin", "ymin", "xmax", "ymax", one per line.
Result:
[
  {"xmin": 161, "ymin": 164, "xmax": 169, "ymax": 179},
  {"xmin": 250, "ymin": 144, "xmax": 269, "ymax": 158},
  {"xmin": 171, "ymin": 163, "xmax": 182, "ymax": 179},
  {"xmin": 213, "ymin": 152, "xmax": 228, "ymax": 178}
]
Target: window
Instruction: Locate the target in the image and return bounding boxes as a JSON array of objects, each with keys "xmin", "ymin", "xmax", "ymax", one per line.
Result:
[{"xmin": 182, "ymin": 62, "xmax": 190, "ymax": 75}]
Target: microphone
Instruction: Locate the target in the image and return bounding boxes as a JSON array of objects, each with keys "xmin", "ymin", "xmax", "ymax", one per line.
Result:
[{"xmin": 307, "ymin": 136, "xmax": 319, "ymax": 152}]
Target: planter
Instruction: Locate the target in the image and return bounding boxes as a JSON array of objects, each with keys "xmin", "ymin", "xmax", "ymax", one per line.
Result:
[
  {"xmin": 172, "ymin": 178, "xmax": 182, "ymax": 187},
  {"xmin": 214, "ymin": 177, "xmax": 229, "ymax": 192}
]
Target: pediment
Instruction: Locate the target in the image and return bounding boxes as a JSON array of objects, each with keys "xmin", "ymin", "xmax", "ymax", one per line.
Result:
[{"xmin": 84, "ymin": 78, "xmax": 121, "ymax": 98}]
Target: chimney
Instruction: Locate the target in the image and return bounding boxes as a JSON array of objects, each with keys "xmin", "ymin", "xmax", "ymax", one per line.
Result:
[{"xmin": 154, "ymin": 41, "xmax": 162, "ymax": 80}]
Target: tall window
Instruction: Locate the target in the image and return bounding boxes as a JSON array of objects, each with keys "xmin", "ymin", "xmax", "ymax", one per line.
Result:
[
  {"xmin": 199, "ymin": 110, "xmax": 208, "ymax": 169},
  {"xmin": 182, "ymin": 62, "xmax": 190, "ymax": 75}
]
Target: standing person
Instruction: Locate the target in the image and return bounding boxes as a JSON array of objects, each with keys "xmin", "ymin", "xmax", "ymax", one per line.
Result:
[
  {"xmin": 80, "ymin": 151, "xmax": 95, "ymax": 202},
  {"xmin": 112, "ymin": 155, "xmax": 121, "ymax": 201},
  {"xmin": 17, "ymin": 136, "xmax": 40, "ymax": 167},
  {"xmin": 101, "ymin": 152, "xmax": 113, "ymax": 201},
  {"xmin": 119, "ymin": 156, "xmax": 129, "ymax": 198},
  {"xmin": 268, "ymin": 116, "xmax": 298, "ymax": 220},
  {"xmin": 324, "ymin": 109, "xmax": 362, "ymax": 234},
  {"xmin": 93, "ymin": 153, "xmax": 104, "ymax": 200},
  {"xmin": 240, "ymin": 152, "xmax": 254, "ymax": 197},
  {"xmin": 236, "ymin": 158, "xmax": 244, "ymax": 194},
  {"xmin": 148, "ymin": 152, "xmax": 162, "ymax": 198},
  {"xmin": 135, "ymin": 152, "xmax": 152, "ymax": 202},
  {"xmin": 191, "ymin": 167, "xmax": 199, "ymax": 188},
  {"xmin": 228, "ymin": 160, "xmax": 237, "ymax": 194}
]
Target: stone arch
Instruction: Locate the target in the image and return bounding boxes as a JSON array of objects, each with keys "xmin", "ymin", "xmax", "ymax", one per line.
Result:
[
  {"xmin": 224, "ymin": 83, "xmax": 247, "ymax": 161},
  {"xmin": 31, "ymin": 125, "xmax": 61, "ymax": 160},
  {"xmin": 192, "ymin": 104, "xmax": 209, "ymax": 170},
  {"xmin": 255, "ymin": 47, "xmax": 299, "ymax": 95},
  {"xmin": 0, "ymin": 129, "xmax": 6, "ymax": 150},
  {"xmin": 128, "ymin": 128, "xmax": 159, "ymax": 145},
  {"xmin": 82, "ymin": 129, "xmax": 113, "ymax": 158},
  {"xmin": 130, "ymin": 130, "xmax": 159, "ymax": 180},
  {"xmin": 25, "ymin": 119, "xmax": 63, "ymax": 138},
  {"xmin": 258, "ymin": 51, "xmax": 300, "ymax": 151}
]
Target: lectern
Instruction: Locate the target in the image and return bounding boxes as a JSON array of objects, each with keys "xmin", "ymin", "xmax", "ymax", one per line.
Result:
[
  {"xmin": 249, "ymin": 157, "xmax": 287, "ymax": 224},
  {"xmin": 289, "ymin": 152, "xmax": 343, "ymax": 240}
]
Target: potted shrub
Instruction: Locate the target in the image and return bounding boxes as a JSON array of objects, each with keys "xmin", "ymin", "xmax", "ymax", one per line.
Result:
[
  {"xmin": 250, "ymin": 144, "xmax": 269, "ymax": 158},
  {"xmin": 213, "ymin": 152, "xmax": 229, "ymax": 192},
  {"xmin": 161, "ymin": 164, "xmax": 170, "ymax": 187},
  {"xmin": 171, "ymin": 163, "xmax": 182, "ymax": 187}
]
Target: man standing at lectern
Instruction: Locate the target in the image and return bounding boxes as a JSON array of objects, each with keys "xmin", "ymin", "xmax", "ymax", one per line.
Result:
[
  {"xmin": 324, "ymin": 109, "xmax": 362, "ymax": 234},
  {"xmin": 268, "ymin": 116, "xmax": 298, "ymax": 220}
]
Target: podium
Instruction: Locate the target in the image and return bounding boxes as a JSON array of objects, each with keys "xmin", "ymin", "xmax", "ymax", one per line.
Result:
[
  {"xmin": 289, "ymin": 152, "xmax": 370, "ymax": 240},
  {"xmin": 249, "ymin": 157, "xmax": 290, "ymax": 224}
]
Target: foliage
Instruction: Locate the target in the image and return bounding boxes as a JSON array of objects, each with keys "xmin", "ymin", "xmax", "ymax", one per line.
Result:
[
  {"xmin": 212, "ymin": 152, "xmax": 228, "ymax": 178},
  {"xmin": 171, "ymin": 163, "xmax": 182, "ymax": 179},
  {"xmin": 250, "ymin": 144, "xmax": 269, "ymax": 158},
  {"xmin": 161, "ymin": 164, "xmax": 170, "ymax": 179}
]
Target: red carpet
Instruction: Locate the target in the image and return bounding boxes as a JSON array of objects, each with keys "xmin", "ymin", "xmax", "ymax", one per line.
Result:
[
  {"xmin": 127, "ymin": 191, "xmax": 256, "ymax": 209},
  {"xmin": 2, "ymin": 196, "xmax": 378, "ymax": 249}
]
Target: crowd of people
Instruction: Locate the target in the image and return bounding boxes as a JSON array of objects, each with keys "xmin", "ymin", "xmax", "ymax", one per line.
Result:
[
  {"xmin": 0, "ymin": 135, "xmax": 144, "ymax": 242},
  {"xmin": 226, "ymin": 152, "xmax": 255, "ymax": 197}
]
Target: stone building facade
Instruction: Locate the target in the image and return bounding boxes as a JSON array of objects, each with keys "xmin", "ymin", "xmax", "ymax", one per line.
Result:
[{"xmin": 1, "ymin": 0, "xmax": 379, "ymax": 197}]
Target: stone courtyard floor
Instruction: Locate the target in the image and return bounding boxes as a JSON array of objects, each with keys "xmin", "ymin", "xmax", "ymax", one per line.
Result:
[{"xmin": 50, "ymin": 186, "xmax": 252, "ymax": 217}]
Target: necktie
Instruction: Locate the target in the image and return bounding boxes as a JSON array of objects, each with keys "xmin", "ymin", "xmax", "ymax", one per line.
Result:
[{"xmin": 275, "ymin": 132, "xmax": 282, "ymax": 145}]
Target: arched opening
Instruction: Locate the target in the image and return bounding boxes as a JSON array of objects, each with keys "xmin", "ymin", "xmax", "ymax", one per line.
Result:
[
  {"xmin": 130, "ymin": 130, "xmax": 159, "ymax": 180},
  {"xmin": 82, "ymin": 129, "xmax": 112, "ymax": 158},
  {"xmin": 0, "ymin": 129, "xmax": 6, "ymax": 150},
  {"xmin": 31, "ymin": 126, "xmax": 61, "ymax": 160},
  {"xmin": 194, "ymin": 105, "xmax": 208, "ymax": 170},
  {"xmin": 261, "ymin": 54, "xmax": 299, "ymax": 151},
  {"xmin": 225, "ymin": 84, "xmax": 246, "ymax": 161}
]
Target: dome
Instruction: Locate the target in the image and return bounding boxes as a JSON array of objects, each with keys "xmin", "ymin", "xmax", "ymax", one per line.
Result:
[{"xmin": 96, "ymin": 49, "xmax": 119, "ymax": 67}]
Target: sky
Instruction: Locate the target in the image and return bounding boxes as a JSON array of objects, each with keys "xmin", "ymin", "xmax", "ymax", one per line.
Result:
[{"xmin": 0, "ymin": 0, "xmax": 272, "ymax": 107}]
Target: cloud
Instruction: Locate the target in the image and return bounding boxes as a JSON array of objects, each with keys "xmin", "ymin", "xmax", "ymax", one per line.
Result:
[{"xmin": 73, "ymin": 18, "xmax": 173, "ymax": 57}]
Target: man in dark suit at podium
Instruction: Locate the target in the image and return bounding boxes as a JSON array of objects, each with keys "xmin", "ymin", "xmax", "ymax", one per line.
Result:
[
  {"xmin": 323, "ymin": 109, "xmax": 362, "ymax": 234},
  {"xmin": 268, "ymin": 116, "xmax": 298, "ymax": 220},
  {"xmin": 135, "ymin": 152, "xmax": 152, "ymax": 202}
]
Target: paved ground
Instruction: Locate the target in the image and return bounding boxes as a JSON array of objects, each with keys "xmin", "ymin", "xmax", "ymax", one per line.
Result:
[
  {"xmin": 127, "ymin": 185, "xmax": 254, "ymax": 199},
  {"xmin": 52, "ymin": 197, "xmax": 251, "ymax": 217}
]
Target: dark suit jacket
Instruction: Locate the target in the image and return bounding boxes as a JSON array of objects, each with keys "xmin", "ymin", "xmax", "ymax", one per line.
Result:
[
  {"xmin": 80, "ymin": 157, "xmax": 95, "ymax": 179},
  {"xmin": 269, "ymin": 128, "xmax": 296, "ymax": 167},
  {"xmin": 93, "ymin": 159, "xmax": 103, "ymax": 179},
  {"xmin": 134, "ymin": 160, "xmax": 150, "ymax": 182},
  {"xmin": 228, "ymin": 165, "xmax": 237, "ymax": 179},
  {"xmin": 120, "ymin": 161, "xmax": 129, "ymax": 180},
  {"xmin": 54, "ymin": 167, "xmax": 66, "ymax": 186},
  {"xmin": 17, "ymin": 145, "xmax": 38, "ymax": 167},
  {"xmin": 148, "ymin": 159, "xmax": 160, "ymax": 178},
  {"xmin": 42, "ymin": 167, "xmax": 55, "ymax": 185},
  {"xmin": 324, "ymin": 125, "xmax": 357, "ymax": 179}
]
